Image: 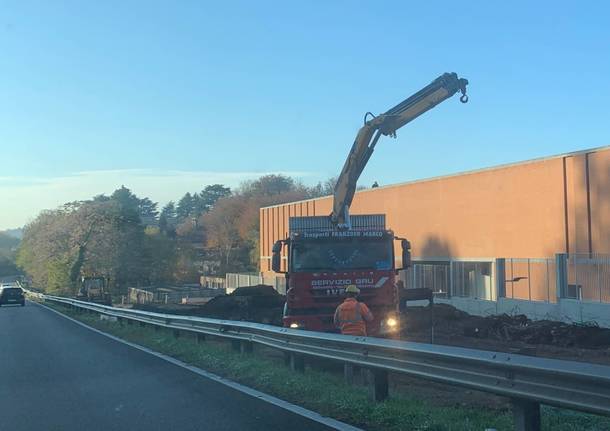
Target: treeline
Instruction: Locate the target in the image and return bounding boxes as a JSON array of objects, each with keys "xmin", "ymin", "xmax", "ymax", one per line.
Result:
[
  {"xmin": 0, "ymin": 232, "xmax": 20, "ymax": 276},
  {"xmin": 16, "ymin": 174, "xmax": 336, "ymax": 295}
]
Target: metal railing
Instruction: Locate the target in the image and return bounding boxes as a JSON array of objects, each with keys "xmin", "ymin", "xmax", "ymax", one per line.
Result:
[
  {"xmin": 403, "ymin": 260, "xmax": 495, "ymax": 300},
  {"xmin": 225, "ymin": 273, "xmax": 262, "ymax": 293},
  {"xmin": 32, "ymin": 293, "xmax": 610, "ymax": 430},
  {"xmin": 504, "ymin": 258, "xmax": 556, "ymax": 303},
  {"xmin": 567, "ymin": 253, "xmax": 610, "ymax": 302},
  {"xmin": 225, "ymin": 273, "xmax": 287, "ymax": 295},
  {"xmin": 200, "ymin": 276, "xmax": 225, "ymax": 289}
]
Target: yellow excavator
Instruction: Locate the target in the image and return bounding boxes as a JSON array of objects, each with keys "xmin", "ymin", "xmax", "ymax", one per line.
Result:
[{"xmin": 77, "ymin": 276, "xmax": 111, "ymax": 305}]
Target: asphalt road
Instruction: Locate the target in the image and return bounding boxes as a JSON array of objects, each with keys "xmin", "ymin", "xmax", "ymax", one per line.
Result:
[{"xmin": 0, "ymin": 302, "xmax": 337, "ymax": 431}]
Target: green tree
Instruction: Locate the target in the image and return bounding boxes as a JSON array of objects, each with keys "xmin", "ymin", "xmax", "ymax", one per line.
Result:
[
  {"xmin": 0, "ymin": 232, "xmax": 20, "ymax": 277},
  {"xmin": 142, "ymin": 226, "xmax": 176, "ymax": 286},
  {"xmin": 138, "ymin": 197, "xmax": 159, "ymax": 224},
  {"xmin": 159, "ymin": 201, "xmax": 177, "ymax": 235},
  {"xmin": 176, "ymin": 192, "xmax": 194, "ymax": 220},
  {"xmin": 196, "ymin": 184, "xmax": 231, "ymax": 213}
]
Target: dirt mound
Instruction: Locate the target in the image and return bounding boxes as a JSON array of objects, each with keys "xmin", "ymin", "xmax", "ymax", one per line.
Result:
[
  {"xmin": 402, "ymin": 304, "xmax": 610, "ymax": 351},
  {"xmin": 231, "ymin": 284, "xmax": 279, "ymax": 297},
  {"xmin": 200, "ymin": 284, "xmax": 285, "ymax": 325},
  {"xmin": 132, "ymin": 284, "xmax": 285, "ymax": 325}
]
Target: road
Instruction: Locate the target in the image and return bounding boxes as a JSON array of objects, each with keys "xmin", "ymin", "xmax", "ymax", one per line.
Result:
[{"xmin": 0, "ymin": 302, "xmax": 337, "ymax": 431}]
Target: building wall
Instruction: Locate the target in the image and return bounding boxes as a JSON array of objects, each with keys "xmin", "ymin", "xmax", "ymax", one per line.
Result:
[
  {"xmin": 588, "ymin": 150, "xmax": 610, "ymax": 253},
  {"xmin": 261, "ymin": 147, "xmax": 610, "ymax": 269}
]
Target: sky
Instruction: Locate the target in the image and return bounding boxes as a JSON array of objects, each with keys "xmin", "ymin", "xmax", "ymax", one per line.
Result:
[{"xmin": 1, "ymin": 1, "xmax": 609, "ymax": 229}]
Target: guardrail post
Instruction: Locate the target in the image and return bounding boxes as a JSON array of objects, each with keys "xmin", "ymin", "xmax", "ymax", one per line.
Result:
[
  {"xmin": 369, "ymin": 369, "xmax": 389, "ymax": 402},
  {"xmin": 511, "ymin": 399, "xmax": 540, "ymax": 431},
  {"xmin": 173, "ymin": 329, "xmax": 181, "ymax": 339},
  {"xmin": 290, "ymin": 353, "xmax": 305, "ymax": 373},
  {"xmin": 196, "ymin": 333, "xmax": 206, "ymax": 343},
  {"xmin": 127, "ymin": 318, "xmax": 133, "ymax": 325},
  {"xmin": 240, "ymin": 341, "xmax": 253, "ymax": 354},
  {"xmin": 344, "ymin": 363, "xmax": 354, "ymax": 385},
  {"xmin": 139, "ymin": 321, "xmax": 146, "ymax": 328}
]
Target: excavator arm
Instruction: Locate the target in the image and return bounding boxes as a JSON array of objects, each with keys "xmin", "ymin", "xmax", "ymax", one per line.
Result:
[{"xmin": 331, "ymin": 72, "xmax": 469, "ymax": 228}]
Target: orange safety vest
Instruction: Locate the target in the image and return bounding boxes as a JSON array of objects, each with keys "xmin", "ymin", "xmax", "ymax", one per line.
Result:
[{"xmin": 334, "ymin": 298, "xmax": 373, "ymax": 336}]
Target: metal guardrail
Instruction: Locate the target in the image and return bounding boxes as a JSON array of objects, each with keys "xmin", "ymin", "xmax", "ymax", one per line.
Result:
[{"xmin": 34, "ymin": 293, "xmax": 610, "ymax": 430}]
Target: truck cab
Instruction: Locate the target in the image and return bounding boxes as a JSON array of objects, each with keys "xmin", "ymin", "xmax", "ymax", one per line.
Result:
[{"xmin": 273, "ymin": 215, "xmax": 410, "ymax": 336}]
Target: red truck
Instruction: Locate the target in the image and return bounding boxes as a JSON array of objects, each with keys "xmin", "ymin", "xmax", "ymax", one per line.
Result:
[
  {"xmin": 275, "ymin": 214, "xmax": 411, "ymax": 336},
  {"xmin": 272, "ymin": 73, "xmax": 469, "ymax": 336}
]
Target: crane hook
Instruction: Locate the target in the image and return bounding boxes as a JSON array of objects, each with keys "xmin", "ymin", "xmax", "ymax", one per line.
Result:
[{"xmin": 457, "ymin": 77, "xmax": 469, "ymax": 103}]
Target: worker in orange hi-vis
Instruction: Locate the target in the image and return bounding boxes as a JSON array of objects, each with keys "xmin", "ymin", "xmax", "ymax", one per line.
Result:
[{"xmin": 334, "ymin": 285, "xmax": 374, "ymax": 336}]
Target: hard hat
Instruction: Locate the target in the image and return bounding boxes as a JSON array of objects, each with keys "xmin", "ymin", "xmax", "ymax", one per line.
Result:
[{"xmin": 345, "ymin": 284, "xmax": 360, "ymax": 294}]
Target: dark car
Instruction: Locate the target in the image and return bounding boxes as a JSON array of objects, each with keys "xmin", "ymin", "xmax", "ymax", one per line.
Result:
[{"xmin": 0, "ymin": 286, "xmax": 25, "ymax": 306}]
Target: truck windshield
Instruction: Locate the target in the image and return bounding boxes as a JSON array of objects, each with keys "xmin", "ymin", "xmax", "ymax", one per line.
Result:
[{"xmin": 291, "ymin": 238, "xmax": 393, "ymax": 271}]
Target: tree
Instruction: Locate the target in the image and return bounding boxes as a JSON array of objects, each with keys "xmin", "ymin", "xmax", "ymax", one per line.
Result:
[
  {"xmin": 111, "ymin": 186, "xmax": 140, "ymax": 213},
  {"xmin": 308, "ymin": 177, "xmax": 337, "ymax": 198},
  {"xmin": 195, "ymin": 184, "xmax": 231, "ymax": 214},
  {"xmin": 107, "ymin": 188, "xmax": 147, "ymax": 290},
  {"xmin": 0, "ymin": 232, "xmax": 20, "ymax": 277},
  {"xmin": 17, "ymin": 187, "xmax": 152, "ymax": 295},
  {"xmin": 239, "ymin": 174, "xmax": 297, "ymax": 197},
  {"xmin": 142, "ymin": 226, "xmax": 176, "ymax": 286},
  {"xmin": 173, "ymin": 241, "xmax": 199, "ymax": 283},
  {"xmin": 200, "ymin": 176, "xmax": 313, "ymax": 273},
  {"xmin": 176, "ymin": 193, "xmax": 194, "ymax": 220},
  {"xmin": 138, "ymin": 197, "xmax": 159, "ymax": 225},
  {"xmin": 17, "ymin": 209, "xmax": 74, "ymax": 292},
  {"xmin": 159, "ymin": 201, "xmax": 177, "ymax": 235},
  {"xmin": 201, "ymin": 196, "xmax": 249, "ymax": 273}
]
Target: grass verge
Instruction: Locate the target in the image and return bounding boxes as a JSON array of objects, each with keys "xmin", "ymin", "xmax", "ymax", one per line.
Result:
[{"xmin": 45, "ymin": 302, "xmax": 610, "ymax": 431}]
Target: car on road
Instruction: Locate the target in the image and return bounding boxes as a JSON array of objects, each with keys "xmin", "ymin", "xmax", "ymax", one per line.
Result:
[{"xmin": 0, "ymin": 285, "xmax": 25, "ymax": 306}]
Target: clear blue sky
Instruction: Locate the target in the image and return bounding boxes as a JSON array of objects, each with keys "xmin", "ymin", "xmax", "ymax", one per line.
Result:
[{"xmin": 1, "ymin": 0, "xmax": 609, "ymax": 228}]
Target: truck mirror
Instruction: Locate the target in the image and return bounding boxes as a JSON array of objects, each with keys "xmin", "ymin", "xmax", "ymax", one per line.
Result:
[
  {"xmin": 272, "ymin": 241, "xmax": 282, "ymax": 273},
  {"xmin": 401, "ymin": 239, "xmax": 411, "ymax": 269}
]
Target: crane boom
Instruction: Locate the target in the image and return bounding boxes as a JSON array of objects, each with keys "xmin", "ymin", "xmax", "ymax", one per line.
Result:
[{"xmin": 330, "ymin": 72, "xmax": 469, "ymax": 228}]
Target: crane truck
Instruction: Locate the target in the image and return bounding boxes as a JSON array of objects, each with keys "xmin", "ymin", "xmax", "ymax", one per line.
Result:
[{"xmin": 272, "ymin": 73, "xmax": 469, "ymax": 336}]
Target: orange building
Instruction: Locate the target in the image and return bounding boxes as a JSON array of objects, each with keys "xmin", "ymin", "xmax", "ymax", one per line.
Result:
[{"xmin": 260, "ymin": 146, "xmax": 610, "ymax": 320}]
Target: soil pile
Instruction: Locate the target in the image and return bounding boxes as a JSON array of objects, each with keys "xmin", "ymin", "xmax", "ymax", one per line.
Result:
[
  {"xmin": 201, "ymin": 285, "xmax": 285, "ymax": 325},
  {"xmin": 402, "ymin": 303, "xmax": 610, "ymax": 350}
]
